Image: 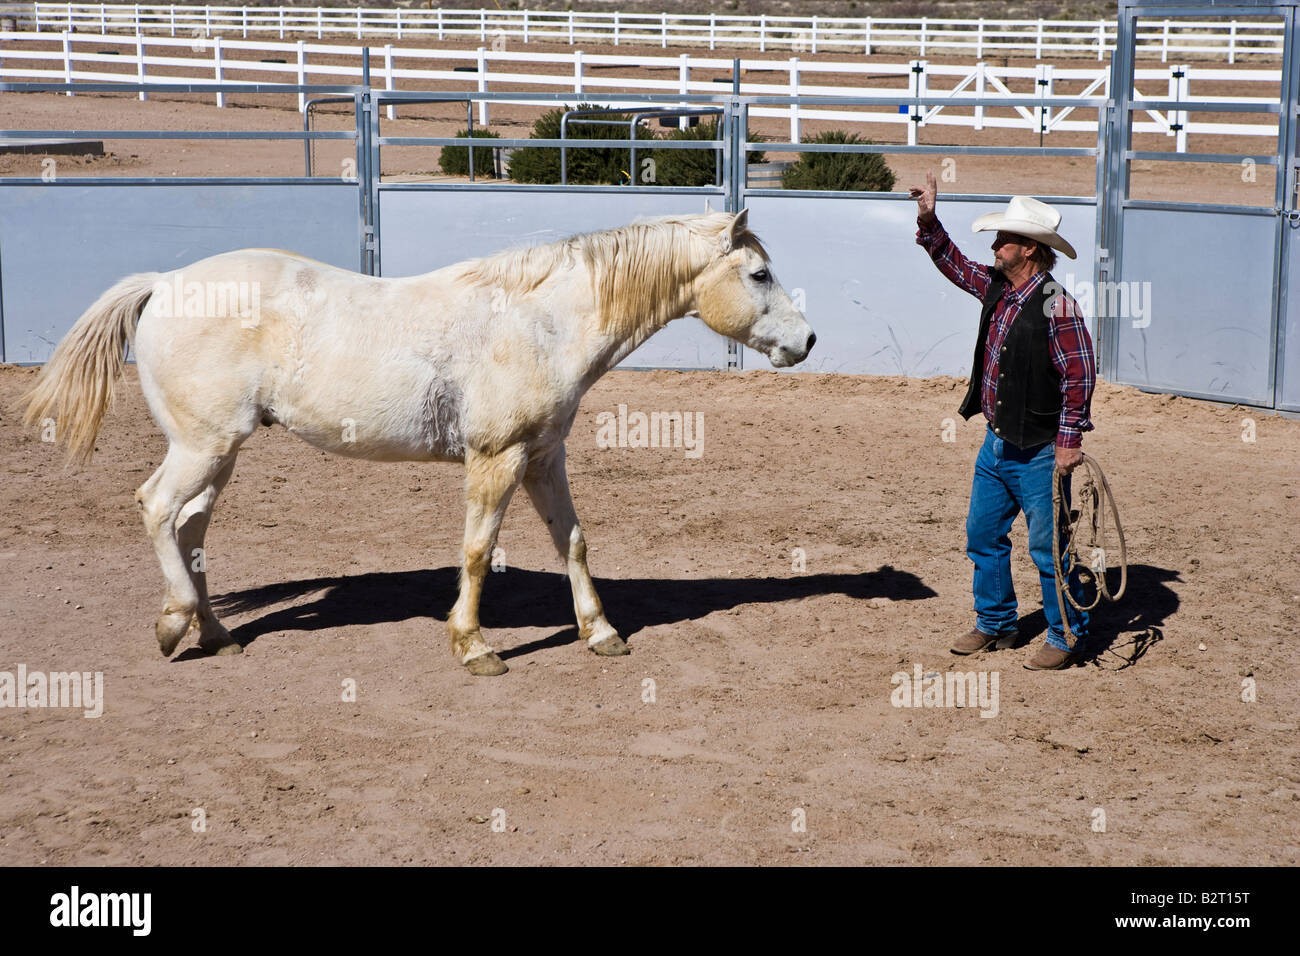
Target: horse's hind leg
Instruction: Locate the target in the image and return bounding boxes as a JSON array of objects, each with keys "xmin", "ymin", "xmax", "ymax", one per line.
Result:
[
  {"xmin": 136, "ymin": 445, "xmax": 237, "ymax": 657},
  {"xmin": 174, "ymin": 456, "xmax": 239, "ymax": 655},
  {"xmin": 522, "ymin": 447, "xmax": 627, "ymax": 657},
  {"xmin": 449, "ymin": 444, "xmax": 528, "ymax": 676}
]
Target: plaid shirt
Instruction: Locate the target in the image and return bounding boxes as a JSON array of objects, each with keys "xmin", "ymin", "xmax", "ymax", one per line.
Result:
[{"xmin": 916, "ymin": 216, "xmax": 1095, "ymax": 448}]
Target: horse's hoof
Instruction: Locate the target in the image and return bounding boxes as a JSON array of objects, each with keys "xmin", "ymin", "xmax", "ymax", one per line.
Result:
[
  {"xmin": 156, "ymin": 611, "xmax": 191, "ymax": 657},
  {"xmin": 589, "ymin": 634, "xmax": 629, "ymax": 657},
  {"xmin": 203, "ymin": 639, "xmax": 243, "ymax": 657},
  {"xmin": 198, "ymin": 620, "xmax": 242, "ymax": 656},
  {"xmin": 464, "ymin": 651, "xmax": 508, "ymax": 676}
]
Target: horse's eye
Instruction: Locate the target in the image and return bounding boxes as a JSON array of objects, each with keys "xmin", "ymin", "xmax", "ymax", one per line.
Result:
[{"xmin": 751, "ymin": 269, "xmax": 770, "ymax": 283}]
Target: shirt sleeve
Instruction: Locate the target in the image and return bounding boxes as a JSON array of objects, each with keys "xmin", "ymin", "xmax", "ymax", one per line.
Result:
[
  {"xmin": 916, "ymin": 216, "xmax": 993, "ymax": 301},
  {"xmin": 1048, "ymin": 290, "xmax": 1096, "ymax": 448}
]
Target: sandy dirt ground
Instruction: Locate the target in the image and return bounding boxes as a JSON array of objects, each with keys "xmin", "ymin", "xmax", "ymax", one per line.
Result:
[{"xmin": 1, "ymin": 362, "xmax": 1297, "ymax": 866}]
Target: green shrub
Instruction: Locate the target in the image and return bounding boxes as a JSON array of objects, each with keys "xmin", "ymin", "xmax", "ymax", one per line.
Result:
[
  {"xmin": 439, "ymin": 128, "xmax": 502, "ymax": 178},
  {"xmin": 506, "ymin": 103, "xmax": 632, "ymax": 185},
  {"xmin": 650, "ymin": 120, "xmax": 766, "ymax": 187},
  {"xmin": 781, "ymin": 130, "xmax": 896, "ymax": 192}
]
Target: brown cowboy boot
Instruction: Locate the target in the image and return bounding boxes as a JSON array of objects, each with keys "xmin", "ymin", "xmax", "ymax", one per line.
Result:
[{"xmin": 1024, "ymin": 643, "xmax": 1078, "ymax": 670}]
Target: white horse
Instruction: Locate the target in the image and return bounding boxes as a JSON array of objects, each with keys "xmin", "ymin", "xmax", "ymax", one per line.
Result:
[{"xmin": 21, "ymin": 210, "xmax": 814, "ymax": 675}]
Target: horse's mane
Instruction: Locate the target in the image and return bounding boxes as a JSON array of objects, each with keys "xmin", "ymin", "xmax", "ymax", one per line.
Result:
[{"xmin": 460, "ymin": 213, "xmax": 768, "ymax": 340}]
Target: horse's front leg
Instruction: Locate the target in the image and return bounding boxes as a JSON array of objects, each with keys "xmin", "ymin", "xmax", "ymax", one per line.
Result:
[
  {"xmin": 450, "ymin": 444, "xmax": 528, "ymax": 676},
  {"xmin": 523, "ymin": 447, "xmax": 628, "ymax": 657}
]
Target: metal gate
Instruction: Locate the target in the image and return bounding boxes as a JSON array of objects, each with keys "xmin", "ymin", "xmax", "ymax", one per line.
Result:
[{"xmin": 1100, "ymin": 0, "xmax": 1300, "ymax": 409}]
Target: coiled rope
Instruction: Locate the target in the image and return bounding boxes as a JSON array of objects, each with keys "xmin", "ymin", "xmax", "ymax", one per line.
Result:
[{"xmin": 1052, "ymin": 453, "xmax": 1127, "ymax": 651}]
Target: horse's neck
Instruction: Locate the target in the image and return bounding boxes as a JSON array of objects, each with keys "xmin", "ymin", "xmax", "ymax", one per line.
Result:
[{"xmin": 580, "ymin": 227, "xmax": 706, "ymax": 379}]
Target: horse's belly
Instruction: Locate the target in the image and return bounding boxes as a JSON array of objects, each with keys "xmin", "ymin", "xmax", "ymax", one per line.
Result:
[{"xmin": 271, "ymin": 361, "xmax": 466, "ymax": 463}]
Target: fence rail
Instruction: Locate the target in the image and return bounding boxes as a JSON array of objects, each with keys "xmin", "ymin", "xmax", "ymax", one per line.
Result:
[
  {"xmin": 1, "ymin": 30, "xmax": 1282, "ymax": 150},
  {"xmin": 0, "ymin": 4, "xmax": 1287, "ymax": 63}
]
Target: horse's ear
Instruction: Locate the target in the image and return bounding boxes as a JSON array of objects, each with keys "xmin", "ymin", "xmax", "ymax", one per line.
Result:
[{"xmin": 721, "ymin": 208, "xmax": 749, "ymax": 252}]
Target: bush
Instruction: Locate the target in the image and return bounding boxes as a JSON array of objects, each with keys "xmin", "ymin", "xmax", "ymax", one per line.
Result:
[
  {"xmin": 650, "ymin": 120, "xmax": 766, "ymax": 187},
  {"xmin": 439, "ymin": 128, "xmax": 502, "ymax": 178},
  {"xmin": 507, "ymin": 104, "xmax": 633, "ymax": 185},
  {"xmin": 780, "ymin": 130, "xmax": 896, "ymax": 192}
]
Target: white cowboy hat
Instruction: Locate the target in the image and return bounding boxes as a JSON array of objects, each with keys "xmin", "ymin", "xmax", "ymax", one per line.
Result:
[{"xmin": 971, "ymin": 195, "xmax": 1077, "ymax": 259}]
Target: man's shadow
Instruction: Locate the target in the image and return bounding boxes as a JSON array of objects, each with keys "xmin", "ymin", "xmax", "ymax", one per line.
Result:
[
  {"xmin": 203, "ymin": 564, "xmax": 936, "ymax": 661},
  {"xmin": 1010, "ymin": 563, "xmax": 1180, "ymax": 666}
]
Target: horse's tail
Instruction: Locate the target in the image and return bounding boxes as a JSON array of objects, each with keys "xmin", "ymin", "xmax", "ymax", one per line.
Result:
[{"xmin": 19, "ymin": 272, "xmax": 162, "ymax": 464}]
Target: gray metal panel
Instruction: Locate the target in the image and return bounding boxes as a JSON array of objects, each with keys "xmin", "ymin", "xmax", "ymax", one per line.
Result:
[
  {"xmin": 378, "ymin": 188, "xmax": 732, "ymax": 369},
  {"xmin": 0, "ymin": 184, "xmax": 359, "ymax": 363},
  {"xmin": 742, "ymin": 195, "xmax": 1097, "ymax": 375},
  {"xmin": 1115, "ymin": 207, "xmax": 1276, "ymax": 403},
  {"xmin": 1280, "ymin": 222, "xmax": 1300, "ymax": 408}
]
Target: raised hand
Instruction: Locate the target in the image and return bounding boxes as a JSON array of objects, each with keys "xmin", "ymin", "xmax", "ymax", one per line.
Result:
[{"xmin": 909, "ymin": 171, "xmax": 937, "ymax": 224}]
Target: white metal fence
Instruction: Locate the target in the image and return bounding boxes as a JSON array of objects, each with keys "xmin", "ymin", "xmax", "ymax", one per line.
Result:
[
  {"xmin": 1, "ymin": 4, "xmax": 1287, "ymax": 63},
  {"xmin": 0, "ymin": 29, "xmax": 1281, "ymax": 151}
]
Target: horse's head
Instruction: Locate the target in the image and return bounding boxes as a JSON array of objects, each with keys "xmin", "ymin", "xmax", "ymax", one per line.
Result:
[{"xmin": 692, "ymin": 209, "xmax": 815, "ymax": 368}]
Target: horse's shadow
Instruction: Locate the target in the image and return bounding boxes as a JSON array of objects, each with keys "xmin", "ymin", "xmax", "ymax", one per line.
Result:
[
  {"xmin": 1011, "ymin": 563, "xmax": 1181, "ymax": 667},
  {"xmin": 206, "ymin": 564, "xmax": 936, "ymax": 660}
]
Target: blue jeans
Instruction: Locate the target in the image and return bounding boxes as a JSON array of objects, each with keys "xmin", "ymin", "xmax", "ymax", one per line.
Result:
[{"xmin": 966, "ymin": 426, "xmax": 1089, "ymax": 651}]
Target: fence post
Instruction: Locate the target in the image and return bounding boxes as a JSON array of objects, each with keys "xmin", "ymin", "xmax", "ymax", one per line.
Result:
[
  {"xmin": 865, "ymin": 17, "xmax": 871, "ymax": 56},
  {"xmin": 170, "ymin": 5, "xmax": 175, "ymax": 37},
  {"xmin": 241, "ymin": 6, "xmax": 246, "ymax": 39},
  {"xmin": 99, "ymin": 3, "xmax": 105, "ymax": 35},
  {"xmin": 708, "ymin": 14, "xmax": 714, "ymax": 51},
  {"xmin": 396, "ymin": 8, "xmax": 402, "ymax": 41},
  {"xmin": 760, "ymin": 14, "xmax": 765, "ymax": 53},
  {"xmin": 317, "ymin": 7, "xmax": 322, "ymax": 40},
  {"xmin": 523, "ymin": 10, "xmax": 528, "ymax": 43},
  {"xmin": 1036, "ymin": 62, "xmax": 1052, "ymax": 136},
  {"xmin": 567, "ymin": 11, "xmax": 573, "ymax": 45},
  {"xmin": 356, "ymin": 7, "xmax": 362, "ymax": 41},
  {"xmin": 811, "ymin": 15, "xmax": 818, "ymax": 55},
  {"xmin": 62, "ymin": 30, "xmax": 72, "ymax": 96},
  {"xmin": 1169, "ymin": 63, "xmax": 1189, "ymax": 152},
  {"xmin": 1162, "ymin": 19, "xmax": 1169, "ymax": 63},
  {"xmin": 1228, "ymin": 20, "xmax": 1236, "ymax": 65},
  {"xmin": 1036, "ymin": 17, "xmax": 1044, "ymax": 59},
  {"xmin": 477, "ymin": 45, "xmax": 488, "ymax": 126},
  {"xmin": 908, "ymin": 58, "xmax": 927, "ymax": 145},
  {"xmin": 974, "ymin": 61, "xmax": 985, "ymax": 130},
  {"xmin": 976, "ymin": 19, "xmax": 984, "ymax": 59},
  {"xmin": 788, "ymin": 56, "xmax": 800, "ymax": 142},
  {"xmin": 919, "ymin": 16, "xmax": 927, "ymax": 57},
  {"xmin": 1097, "ymin": 19, "xmax": 1105, "ymax": 61},
  {"xmin": 679, "ymin": 52, "xmax": 689, "ymax": 128},
  {"xmin": 574, "ymin": 49, "xmax": 583, "ymax": 96},
  {"xmin": 661, "ymin": 12, "xmax": 668, "ymax": 48},
  {"xmin": 615, "ymin": 12, "xmax": 620, "ymax": 47},
  {"xmin": 213, "ymin": 34, "xmax": 223, "ymax": 107},
  {"xmin": 438, "ymin": 8, "xmax": 443, "ymax": 41},
  {"xmin": 384, "ymin": 43, "xmax": 394, "ymax": 121},
  {"xmin": 480, "ymin": 9, "xmax": 485, "ymax": 43},
  {"xmin": 297, "ymin": 38, "xmax": 305, "ymax": 112},
  {"xmin": 136, "ymin": 32, "xmax": 146, "ymax": 100}
]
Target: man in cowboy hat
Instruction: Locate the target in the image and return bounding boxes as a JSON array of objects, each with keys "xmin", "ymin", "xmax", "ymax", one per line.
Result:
[{"xmin": 910, "ymin": 172, "xmax": 1094, "ymax": 670}]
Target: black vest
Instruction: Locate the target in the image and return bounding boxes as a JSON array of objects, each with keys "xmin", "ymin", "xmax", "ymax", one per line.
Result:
[{"xmin": 958, "ymin": 271, "xmax": 1062, "ymax": 450}]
